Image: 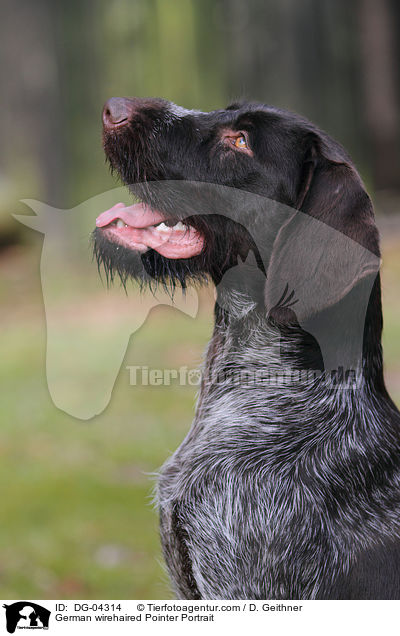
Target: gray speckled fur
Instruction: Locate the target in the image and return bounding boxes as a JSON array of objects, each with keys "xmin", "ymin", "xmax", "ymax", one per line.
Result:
[{"xmin": 157, "ymin": 299, "xmax": 400, "ymax": 599}]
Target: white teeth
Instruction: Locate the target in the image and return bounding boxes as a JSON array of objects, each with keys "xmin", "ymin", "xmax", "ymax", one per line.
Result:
[
  {"xmin": 173, "ymin": 221, "xmax": 186, "ymax": 231},
  {"xmin": 116, "ymin": 219, "xmax": 126, "ymax": 228},
  {"xmin": 156, "ymin": 222, "xmax": 170, "ymax": 232},
  {"xmin": 154, "ymin": 221, "xmax": 187, "ymax": 232}
]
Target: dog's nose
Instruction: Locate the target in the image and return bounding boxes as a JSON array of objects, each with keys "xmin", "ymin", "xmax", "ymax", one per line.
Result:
[{"xmin": 102, "ymin": 97, "xmax": 134, "ymax": 129}]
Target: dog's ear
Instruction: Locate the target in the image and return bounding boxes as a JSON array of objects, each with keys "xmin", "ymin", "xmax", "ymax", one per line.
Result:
[{"xmin": 264, "ymin": 133, "xmax": 381, "ymax": 323}]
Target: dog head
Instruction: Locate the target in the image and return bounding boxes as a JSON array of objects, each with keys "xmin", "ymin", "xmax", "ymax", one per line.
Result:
[{"xmin": 94, "ymin": 97, "xmax": 380, "ymax": 323}]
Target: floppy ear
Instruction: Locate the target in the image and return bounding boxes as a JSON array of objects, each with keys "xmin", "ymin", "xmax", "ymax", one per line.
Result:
[{"xmin": 264, "ymin": 135, "xmax": 381, "ymax": 324}]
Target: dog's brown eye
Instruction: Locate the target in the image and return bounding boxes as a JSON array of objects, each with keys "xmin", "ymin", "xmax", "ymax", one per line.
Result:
[
  {"xmin": 234, "ymin": 135, "xmax": 247, "ymax": 149},
  {"xmin": 222, "ymin": 129, "xmax": 252, "ymax": 155}
]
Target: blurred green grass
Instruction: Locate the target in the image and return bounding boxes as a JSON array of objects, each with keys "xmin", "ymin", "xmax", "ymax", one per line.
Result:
[
  {"xmin": 1, "ymin": 226, "xmax": 400, "ymax": 599},
  {"xmin": 0, "ymin": 244, "xmax": 214, "ymax": 598}
]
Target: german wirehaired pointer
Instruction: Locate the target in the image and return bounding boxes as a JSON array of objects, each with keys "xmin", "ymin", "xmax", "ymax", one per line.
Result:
[{"xmin": 94, "ymin": 97, "xmax": 400, "ymax": 599}]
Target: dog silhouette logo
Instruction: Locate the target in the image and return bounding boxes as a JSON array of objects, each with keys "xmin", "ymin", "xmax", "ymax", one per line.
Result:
[{"xmin": 2, "ymin": 602, "xmax": 51, "ymax": 633}]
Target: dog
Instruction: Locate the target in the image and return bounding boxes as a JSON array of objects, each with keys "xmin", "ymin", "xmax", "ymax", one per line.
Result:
[{"xmin": 94, "ymin": 97, "xmax": 400, "ymax": 599}]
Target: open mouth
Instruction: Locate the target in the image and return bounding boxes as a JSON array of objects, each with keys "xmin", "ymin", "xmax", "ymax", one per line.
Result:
[{"xmin": 96, "ymin": 202, "xmax": 205, "ymax": 259}]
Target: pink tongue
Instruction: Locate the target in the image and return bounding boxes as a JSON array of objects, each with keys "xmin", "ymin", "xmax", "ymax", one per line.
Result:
[
  {"xmin": 96, "ymin": 201, "xmax": 205, "ymax": 259},
  {"xmin": 96, "ymin": 202, "xmax": 166, "ymax": 228}
]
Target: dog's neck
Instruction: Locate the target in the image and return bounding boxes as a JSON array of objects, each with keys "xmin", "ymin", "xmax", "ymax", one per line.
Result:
[{"xmin": 196, "ymin": 278, "xmax": 393, "ymax": 429}]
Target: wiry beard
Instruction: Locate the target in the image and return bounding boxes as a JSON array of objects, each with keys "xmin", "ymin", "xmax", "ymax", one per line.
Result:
[
  {"xmin": 92, "ymin": 226, "xmax": 209, "ymax": 293},
  {"xmin": 92, "ymin": 215, "xmax": 257, "ymax": 293}
]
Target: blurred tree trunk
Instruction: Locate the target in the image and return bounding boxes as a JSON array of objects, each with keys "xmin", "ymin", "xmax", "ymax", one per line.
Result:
[
  {"xmin": 0, "ymin": 0, "xmax": 102, "ymax": 210},
  {"xmin": 56, "ymin": 0, "xmax": 102, "ymax": 206},
  {"xmin": 357, "ymin": 0, "xmax": 400, "ymax": 191},
  {"xmin": 0, "ymin": 0, "xmax": 67, "ymax": 206}
]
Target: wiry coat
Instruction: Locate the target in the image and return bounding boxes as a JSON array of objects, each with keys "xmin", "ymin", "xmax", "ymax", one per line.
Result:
[
  {"xmin": 95, "ymin": 97, "xmax": 400, "ymax": 599},
  {"xmin": 159, "ymin": 298, "xmax": 400, "ymax": 599}
]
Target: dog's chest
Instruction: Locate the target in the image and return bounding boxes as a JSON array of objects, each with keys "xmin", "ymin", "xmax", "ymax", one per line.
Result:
[{"xmin": 158, "ymin": 423, "xmax": 343, "ymax": 599}]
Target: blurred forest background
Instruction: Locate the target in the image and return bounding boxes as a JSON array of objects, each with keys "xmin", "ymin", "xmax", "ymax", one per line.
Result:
[{"xmin": 1, "ymin": 0, "xmax": 400, "ymax": 599}]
